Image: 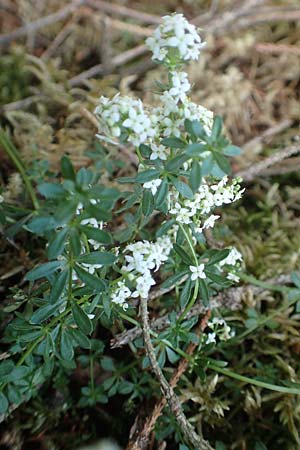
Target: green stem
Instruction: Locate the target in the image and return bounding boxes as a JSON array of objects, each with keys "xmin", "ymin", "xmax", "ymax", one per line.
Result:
[
  {"xmin": 177, "ymin": 223, "xmax": 200, "ymax": 322},
  {"xmin": 207, "ymin": 362, "xmax": 300, "ymax": 395},
  {"xmin": 0, "ymin": 131, "xmax": 39, "ymax": 210},
  {"xmin": 238, "ymin": 272, "xmax": 290, "ymax": 293}
]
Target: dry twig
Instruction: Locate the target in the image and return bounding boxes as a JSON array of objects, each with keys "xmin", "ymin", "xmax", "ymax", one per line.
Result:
[
  {"xmin": 138, "ymin": 296, "xmax": 214, "ymax": 450},
  {"xmin": 127, "ymin": 311, "xmax": 212, "ymax": 450},
  {"xmin": 236, "ymin": 145, "xmax": 300, "ymax": 182}
]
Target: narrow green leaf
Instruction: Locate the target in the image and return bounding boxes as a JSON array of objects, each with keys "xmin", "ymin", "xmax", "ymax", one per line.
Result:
[
  {"xmin": 61, "ymin": 155, "xmax": 75, "ymax": 180},
  {"xmin": 199, "ymin": 279, "xmax": 209, "ymax": 306},
  {"xmin": 161, "ymin": 271, "xmax": 188, "ymax": 289},
  {"xmin": 161, "ymin": 137, "xmax": 186, "ymax": 149},
  {"xmin": 180, "ymin": 278, "xmax": 193, "ymax": 308},
  {"xmin": 0, "ymin": 392, "xmax": 9, "ymax": 414},
  {"xmin": 211, "ymin": 116, "xmax": 223, "ymax": 140},
  {"xmin": 135, "ymin": 169, "xmax": 160, "ymax": 183},
  {"xmin": 155, "ymin": 179, "xmax": 168, "ymax": 208},
  {"xmin": 50, "ymin": 270, "xmax": 68, "ymax": 303},
  {"xmin": 25, "ymin": 261, "xmax": 63, "ymax": 281},
  {"xmin": 173, "ymin": 243, "xmax": 193, "ymax": 265},
  {"xmin": 213, "ymin": 153, "xmax": 231, "ymax": 175},
  {"xmin": 186, "ymin": 143, "xmax": 207, "ymax": 156},
  {"xmin": 184, "ymin": 119, "xmax": 205, "ymax": 138},
  {"xmin": 69, "ymin": 227, "xmax": 82, "ymax": 257},
  {"xmin": 37, "ymin": 182, "xmax": 65, "ymax": 199},
  {"xmin": 223, "ymin": 145, "xmax": 242, "ymax": 156},
  {"xmin": 80, "ymin": 226, "xmax": 113, "ymax": 245},
  {"xmin": 206, "ymin": 249, "xmax": 230, "ymax": 266},
  {"xmin": 165, "ymin": 153, "xmax": 190, "ymax": 172},
  {"xmin": 142, "ymin": 189, "xmax": 154, "ymax": 216},
  {"xmin": 30, "ymin": 303, "xmax": 59, "ymax": 324},
  {"xmin": 75, "ymin": 265, "xmax": 106, "ymax": 291},
  {"xmin": 173, "ymin": 179, "xmax": 194, "ymax": 200},
  {"xmin": 72, "ymin": 302, "xmax": 93, "ymax": 335},
  {"xmin": 189, "ymin": 161, "xmax": 202, "ymax": 192},
  {"xmin": 77, "ymin": 251, "xmax": 116, "ymax": 265},
  {"xmin": 60, "ymin": 329, "xmax": 74, "ymax": 360},
  {"xmin": 47, "ymin": 227, "xmax": 68, "ymax": 260}
]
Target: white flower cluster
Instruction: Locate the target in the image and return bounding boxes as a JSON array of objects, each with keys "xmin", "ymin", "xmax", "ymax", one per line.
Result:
[
  {"xmin": 219, "ymin": 247, "xmax": 243, "ymax": 283},
  {"xmin": 145, "ymin": 13, "xmax": 205, "ymax": 64},
  {"xmin": 205, "ymin": 317, "xmax": 235, "ymax": 345},
  {"xmin": 94, "ymin": 94, "xmax": 157, "ymax": 146},
  {"xmin": 111, "ymin": 236, "xmax": 173, "ymax": 309},
  {"xmin": 169, "ymin": 176, "xmax": 244, "ymax": 228}
]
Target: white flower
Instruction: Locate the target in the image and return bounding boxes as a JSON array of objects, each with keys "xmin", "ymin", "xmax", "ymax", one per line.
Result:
[
  {"xmin": 150, "ymin": 144, "xmax": 168, "ymax": 160},
  {"xmin": 0, "ymin": 195, "xmax": 4, "ymax": 203},
  {"xmin": 206, "ymin": 332, "xmax": 216, "ymax": 344},
  {"xmin": 146, "ymin": 14, "xmax": 206, "ymax": 64},
  {"xmin": 227, "ymin": 272, "xmax": 240, "ymax": 283},
  {"xmin": 143, "ymin": 178, "xmax": 162, "ymax": 195},
  {"xmin": 203, "ymin": 215, "xmax": 220, "ymax": 229},
  {"xmin": 111, "ymin": 281, "xmax": 132, "ymax": 310},
  {"xmin": 189, "ymin": 264, "xmax": 206, "ymax": 281},
  {"xmin": 219, "ymin": 248, "xmax": 243, "ymax": 267}
]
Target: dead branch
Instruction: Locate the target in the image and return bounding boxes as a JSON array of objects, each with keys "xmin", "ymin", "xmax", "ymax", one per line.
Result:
[
  {"xmin": 236, "ymin": 145, "xmax": 300, "ymax": 182},
  {"xmin": 254, "ymin": 43, "xmax": 300, "ymax": 57},
  {"xmin": 85, "ymin": 0, "xmax": 161, "ymax": 24},
  {"xmin": 127, "ymin": 311, "xmax": 212, "ymax": 450},
  {"xmin": 69, "ymin": 44, "xmax": 148, "ymax": 86},
  {"xmin": 139, "ymin": 296, "xmax": 214, "ymax": 450},
  {"xmin": 242, "ymin": 119, "xmax": 293, "ymax": 153},
  {"xmin": 111, "ymin": 271, "xmax": 298, "ymax": 350},
  {"xmin": 0, "ymin": 0, "xmax": 85, "ymax": 46}
]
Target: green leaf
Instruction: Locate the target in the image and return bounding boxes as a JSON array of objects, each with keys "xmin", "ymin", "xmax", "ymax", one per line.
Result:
[
  {"xmin": 30, "ymin": 303, "xmax": 59, "ymax": 324},
  {"xmin": 155, "ymin": 179, "xmax": 168, "ymax": 208},
  {"xmin": 69, "ymin": 329, "xmax": 91, "ymax": 349},
  {"xmin": 101, "ymin": 356, "xmax": 115, "ymax": 371},
  {"xmin": 161, "ymin": 271, "xmax": 188, "ymax": 289},
  {"xmin": 161, "ymin": 137, "xmax": 186, "ymax": 149},
  {"xmin": 156, "ymin": 219, "xmax": 176, "ymax": 238},
  {"xmin": 165, "ymin": 153, "xmax": 190, "ymax": 172},
  {"xmin": 0, "ymin": 361, "xmax": 15, "ymax": 377},
  {"xmin": 25, "ymin": 261, "xmax": 63, "ymax": 281},
  {"xmin": 199, "ymin": 279, "xmax": 209, "ymax": 306},
  {"xmin": 75, "ymin": 265, "xmax": 106, "ymax": 291},
  {"xmin": 37, "ymin": 182, "xmax": 65, "ymax": 199},
  {"xmin": 211, "ymin": 116, "xmax": 223, "ymax": 140},
  {"xmin": 173, "ymin": 179, "xmax": 194, "ymax": 199},
  {"xmin": 142, "ymin": 189, "xmax": 154, "ymax": 216},
  {"xmin": 50, "ymin": 270, "xmax": 68, "ymax": 303},
  {"xmin": 76, "ymin": 167, "xmax": 94, "ymax": 187},
  {"xmin": 47, "ymin": 227, "xmax": 68, "ymax": 260},
  {"xmin": 135, "ymin": 169, "xmax": 160, "ymax": 183},
  {"xmin": 54, "ymin": 198, "xmax": 78, "ymax": 224},
  {"xmin": 69, "ymin": 227, "xmax": 82, "ymax": 257},
  {"xmin": 85, "ymin": 204, "xmax": 112, "ymax": 222},
  {"xmin": 80, "ymin": 226, "xmax": 113, "ymax": 245},
  {"xmin": 173, "ymin": 243, "xmax": 193, "ymax": 265},
  {"xmin": 7, "ymin": 385, "xmax": 22, "ymax": 405},
  {"xmin": 189, "ymin": 161, "xmax": 202, "ymax": 192},
  {"xmin": 213, "ymin": 153, "xmax": 231, "ymax": 175},
  {"xmin": 206, "ymin": 249, "xmax": 230, "ymax": 266},
  {"xmin": 186, "ymin": 143, "xmax": 207, "ymax": 156},
  {"xmin": 26, "ymin": 216, "xmax": 57, "ymax": 234},
  {"xmin": 77, "ymin": 251, "xmax": 116, "ymax": 265},
  {"xmin": 223, "ymin": 145, "xmax": 242, "ymax": 156},
  {"xmin": 139, "ymin": 144, "xmax": 151, "ymax": 158},
  {"xmin": 215, "ymin": 441, "xmax": 227, "ymax": 450},
  {"xmin": 180, "ymin": 278, "xmax": 193, "ymax": 308},
  {"xmin": 61, "ymin": 155, "xmax": 75, "ymax": 180},
  {"xmin": 72, "ymin": 302, "xmax": 93, "ymax": 335},
  {"xmin": 184, "ymin": 119, "xmax": 205, "ymax": 138},
  {"xmin": 291, "ymin": 272, "xmax": 300, "ymax": 288},
  {"xmin": 0, "ymin": 392, "xmax": 9, "ymax": 414},
  {"xmin": 60, "ymin": 329, "xmax": 74, "ymax": 360}
]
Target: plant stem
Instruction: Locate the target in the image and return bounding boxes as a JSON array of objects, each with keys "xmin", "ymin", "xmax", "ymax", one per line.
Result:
[{"xmin": 207, "ymin": 362, "xmax": 300, "ymax": 395}]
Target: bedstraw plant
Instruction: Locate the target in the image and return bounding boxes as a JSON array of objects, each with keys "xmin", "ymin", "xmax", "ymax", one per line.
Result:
[{"xmin": 1, "ymin": 13, "xmax": 299, "ymax": 449}]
